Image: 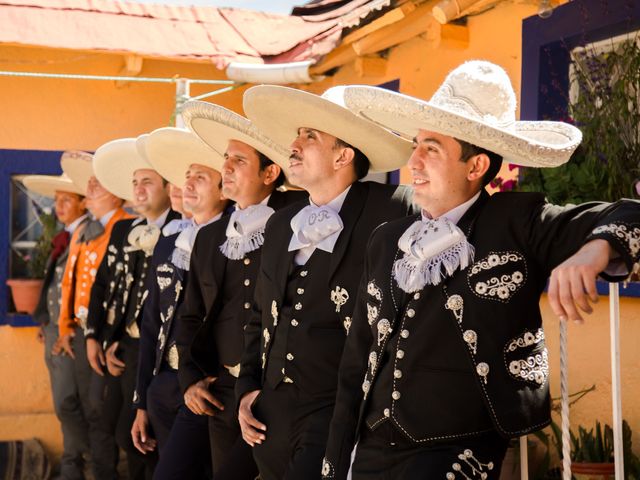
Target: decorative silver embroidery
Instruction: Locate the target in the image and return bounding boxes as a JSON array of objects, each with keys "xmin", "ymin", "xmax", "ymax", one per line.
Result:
[
  {"xmin": 343, "ymin": 316, "xmax": 352, "ymax": 335},
  {"xmin": 166, "ymin": 344, "xmax": 179, "ymax": 369},
  {"xmin": 362, "ymin": 379, "xmax": 371, "ymax": 397},
  {"xmin": 367, "ymin": 281, "xmax": 382, "ymax": 301},
  {"xmin": 261, "ymin": 352, "xmax": 266, "ymax": 369},
  {"xmin": 592, "ymin": 223, "xmax": 640, "ymax": 256},
  {"xmin": 368, "ymin": 351, "xmax": 377, "ymax": 374},
  {"xmin": 263, "ymin": 328, "xmax": 270, "ymax": 348},
  {"xmin": 446, "ymin": 448, "xmax": 494, "ymax": 479},
  {"xmin": 463, "ymin": 330, "xmax": 477, "ymax": 354},
  {"xmin": 470, "ymin": 253, "xmax": 520, "ymax": 274},
  {"xmin": 107, "ymin": 254, "xmax": 116, "ymax": 267},
  {"xmin": 376, "ymin": 318, "xmax": 391, "ymax": 346},
  {"xmin": 506, "ymin": 328, "xmax": 544, "ymax": 352},
  {"xmin": 509, "ymin": 350, "xmax": 549, "ymax": 385},
  {"xmin": 468, "ymin": 252, "xmax": 526, "ymax": 303},
  {"xmin": 271, "ymin": 300, "xmax": 278, "ymax": 326},
  {"xmin": 174, "ymin": 280, "xmax": 182, "ymax": 302},
  {"xmin": 445, "ymin": 294, "xmax": 464, "ymax": 323},
  {"xmin": 157, "ymin": 276, "xmax": 171, "ymax": 291},
  {"xmin": 474, "ymin": 271, "xmax": 524, "ymax": 300},
  {"xmin": 160, "ymin": 306, "xmax": 174, "ymax": 324},
  {"xmin": 367, "ymin": 303, "xmax": 379, "ymax": 325},
  {"xmin": 321, "ymin": 457, "xmax": 334, "ymax": 478},
  {"xmin": 157, "ymin": 264, "xmax": 174, "ymax": 273},
  {"xmin": 476, "ymin": 362, "xmax": 489, "ymax": 384},
  {"xmin": 158, "ymin": 330, "xmax": 166, "ymax": 350},
  {"xmin": 330, "ymin": 286, "xmax": 349, "ymax": 313}
]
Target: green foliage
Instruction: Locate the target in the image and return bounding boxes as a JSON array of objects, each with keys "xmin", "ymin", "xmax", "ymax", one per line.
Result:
[
  {"xmin": 519, "ymin": 36, "xmax": 640, "ymax": 202},
  {"xmin": 26, "ymin": 211, "xmax": 58, "ymax": 279},
  {"xmin": 571, "ymin": 421, "xmax": 614, "ymax": 463}
]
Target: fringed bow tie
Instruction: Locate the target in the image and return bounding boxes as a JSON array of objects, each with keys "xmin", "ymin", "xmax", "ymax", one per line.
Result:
[
  {"xmin": 220, "ymin": 204, "xmax": 275, "ymax": 260},
  {"xmin": 393, "ymin": 218, "xmax": 474, "ymax": 293},
  {"xmin": 288, "ymin": 205, "xmax": 343, "ymax": 253},
  {"xmin": 125, "ymin": 224, "xmax": 161, "ymax": 257},
  {"xmin": 171, "ymin": 221, "xmax": 201, "ymax": 270},
  {"xmin": 162, "ymin": 219, "xmax": 192, "ymax": 237}
]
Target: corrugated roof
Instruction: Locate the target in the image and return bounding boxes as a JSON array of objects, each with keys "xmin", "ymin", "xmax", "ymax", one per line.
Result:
[{"xmin": 0, "ymin": 0, "xmax": 392, "ymax": 68}]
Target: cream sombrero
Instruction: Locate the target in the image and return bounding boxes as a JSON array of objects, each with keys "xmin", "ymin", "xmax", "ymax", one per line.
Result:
[
  {"xmin": 22, "ymin": 174, "xmax": 85, "ymax": 198},
  {"xmin": 242, "ymin": 85, "xmax": 413, "ymax": 173},
  {"xmin": 342, "ymin": 60, "xmax": 582, "ymax": 168},
  {"xmin": 93, "ymin": 138, "xmax": 154, "ymax": 201},
  {"xmin": 60, "ymin": 151, "xmax": 94, "ymax": 193},
  {"xmin": 141, "ymin": 127, "xmax": 224, "ymax": 187},
  {"xmin": 181, "ymin": 101, "xmax": 291, "ymax": 176}
]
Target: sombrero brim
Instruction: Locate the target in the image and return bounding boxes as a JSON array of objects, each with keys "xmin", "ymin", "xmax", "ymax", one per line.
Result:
[
  {"xmin": 60, "ymin": 151, "xmax": 94, "ymax": 193},
  {"xmin": 242, "ymin": 85, "xmax": 413, "ymax": 173},
  {"xmin": 342, "ymin": 86, "xmax": 582, "ymax": 168},
  {"xmin": 22, "ymin": 174, "xmax": 85, "ymax": 198},
  {"xmin": 141, "ymin": 127, "xmax": 224, "ymax": 187},
  {"xmin": 93, "ymin": 138, "xmax": 154, "ymax": 201}
]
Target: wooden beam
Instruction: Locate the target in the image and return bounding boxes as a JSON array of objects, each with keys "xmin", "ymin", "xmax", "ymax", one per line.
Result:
[
  {"xmin": 354, "ymin": 55, "xmax": 388, "ymax": 77},
  {"xmin": 342, "ymin": 2, "xmax": 417, "ymax": 45},
  {"xmin": 309, "ymin": 42, "xmax": 357, "ymax": 75},
  {"xmin": 116, "ymin": 54, "xmax": 143, "ymax": 87}
]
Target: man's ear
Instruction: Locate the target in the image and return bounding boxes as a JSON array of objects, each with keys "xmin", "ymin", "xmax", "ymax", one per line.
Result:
[
  {"xmin": 335, "ymin": 146, "xmax": 355, "ymax": 171},
  {"xmin": 467, "ymin": 153, "xmax": 490, "ymax": 182},
  {"xmin": 262, "ymin": 163, "xmax": 281, "ymax": 186}
]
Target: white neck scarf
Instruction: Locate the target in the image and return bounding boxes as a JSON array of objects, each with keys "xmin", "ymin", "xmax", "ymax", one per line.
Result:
[
  {"xmin": 171, "ymin": 214, "xmax": 222, "ymax": 270},
  {"xmin": 162, "ymin": 218, "xmax": 192, "ymax": 237},
  {"xmin": 219, "ymin": 204, "xmax": 275, "ymax": 260},
  {"xmin": 393, "ymin": 217, "xmax": 474, "ymax": 293},
  {"xmin": 288, "ymin": 204, "xmax": 344, "ymax": 254}
]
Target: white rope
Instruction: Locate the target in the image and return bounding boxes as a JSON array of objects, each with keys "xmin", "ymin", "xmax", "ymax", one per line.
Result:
[
  {"xmin": 560, "ymin": 317, "xmax": 572, "ymax": 480},
  {"xmin": 609, "ymin": 283, "xmax": 624, "ymax": 479}
]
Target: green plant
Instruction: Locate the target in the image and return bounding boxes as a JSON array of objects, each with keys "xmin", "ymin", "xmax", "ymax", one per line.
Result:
[
  {"xmin": 517, "ymin": 35, "xmax": 640, "ymax": 203},
  {"xmin": 571, "ymin": 420, "xmax": 614, "ymax": 463},
  {"xmin": 15, "ymin": 210, "xmax": 58, "ymax": 279}
]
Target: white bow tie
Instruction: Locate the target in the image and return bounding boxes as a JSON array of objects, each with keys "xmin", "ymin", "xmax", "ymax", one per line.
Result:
[
  {"xmin": 393, "ymin": 217, "xmax": 474, "ymax": 293},
  {"xmin": 162, "ymin": 219, "xmax": 192, "ymax": 237},
  {"xmin": 125, "ymin": 224, "xmax": 161, "ymax": 256},
  {"xmin": 219, "ymin": 204, "xmax": 275, "ymax": 260},
  {"xmin": 288, "ymin": 204, "xmax": 344, "ymax": 253}
]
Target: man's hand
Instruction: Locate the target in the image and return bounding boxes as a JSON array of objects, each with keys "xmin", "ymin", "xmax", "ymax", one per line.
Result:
[
  {"xmin": 183, "ymin": 377, "xmax": 224, "ymax": 416},
  {"xmin": 86, "ymin": 338, "xmax": 106, "ymax": 376},
  {"xmin": 105, "ymin": 341, "xmax": 125, "ymax": 377},
  {"xmin": 548, "ymin": 239, "xmax": 613, "ymax": 324},
  {"xmin": 56, "ymin": 332, "xmax": 76, "ymax": 359},
  {"xmin": 131, "ymin": 409, "xmax": 157, "ymax": 454},
  {"xmin": 238, "ymin": 389, "xmax": 266, "ymax": 447}
]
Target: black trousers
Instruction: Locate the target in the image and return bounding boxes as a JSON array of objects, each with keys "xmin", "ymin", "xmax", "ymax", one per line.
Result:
[
  {"xmin": 252, "ymin": 383, "xmax": 335, "ymax": 480},
  {"xmin": 207, "ymin": 371, "xmax": 258, "ymax": 480},
  {"xmin": 103, "ymin": 336, "xmax": 157, "ymax": 480},
  {"xmin": 351, "ymin": 422, "xmax": 509, "ymax": 479},
  {"xmin": 153, "ymin": 405, "xmax": 211, "ymax": 480},
  {"xmin": 146, "ymin": 369, "xmax": 182, "ymax": 452}
]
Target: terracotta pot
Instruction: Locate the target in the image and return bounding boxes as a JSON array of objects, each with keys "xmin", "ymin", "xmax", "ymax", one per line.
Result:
[
  {"xmin": 6, "ymin": 278, "xmax": 44, "ymax": 314},
  {"xmin": 572, "ymin": 462, "xmax": 615, "ymax": 480}
]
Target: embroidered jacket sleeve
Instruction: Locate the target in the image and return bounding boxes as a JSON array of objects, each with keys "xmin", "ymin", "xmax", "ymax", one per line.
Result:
[
  {"xmin": 58, "ymin": 229, "xmax": 82, "ymax": 337},
  {"xmin": 519, "ymin": 195, "xmax": 640, "ymax": 279},
  {"xmin": 323, "ymin": 228, "xmax": 380, "ymax": 480}
]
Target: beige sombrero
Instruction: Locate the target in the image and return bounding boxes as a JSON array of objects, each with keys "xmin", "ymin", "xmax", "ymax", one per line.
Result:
[
  {"xmin": 140, "ymin": 127, "xmax": 224, "ymax": 187},
  {"xmin": 181, "ymin": 101, "xmax": 293, "ymax": 179},
  {"xmin": 342, "ymin": 61, "xmax": 583, "ymax": 168},
  {"xmin": 93, "ymin": 138, "xmax": 154, "ymax": 201},
  {"xmin": 60, "ymin": 151, "xmax": 94, "ymax": 193},
  {"xmin": 242, "ymin": 85, "xmax": 413, "ymax": 173},
  {"xmin": 22, "ymin": 174, "xmax": 85, "ymax": 198}
]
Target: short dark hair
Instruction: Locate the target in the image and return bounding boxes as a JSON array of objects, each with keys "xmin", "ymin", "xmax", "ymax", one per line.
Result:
[
  {"xmin": 257, "ymin": 151, "xmax": 285, "ymax": 188},
  {"xmin": 334, "ymin": 138, "xmax": 370, "ymax": 180},
  {"xmin": 457, "ymin": 140, "xmax": 503, "ymax": 186}
]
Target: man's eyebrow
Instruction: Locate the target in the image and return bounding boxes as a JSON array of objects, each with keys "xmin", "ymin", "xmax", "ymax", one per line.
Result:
[{"xmin": 413, "ymin": 137, "xmax": 442, "ymax": 147}]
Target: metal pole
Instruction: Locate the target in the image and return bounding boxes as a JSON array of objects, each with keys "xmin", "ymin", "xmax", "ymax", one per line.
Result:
[
  {"xmin": 609, "ymin": 282, "xmax": 624, "ymax": 479},
  {"xmin": 560, "ymin": 317, "xmax": 571, "ymax": 480},
  {"xmin": 519, "ymin": 436, "xmax": 529, "ymax": 480},
  {"xmin": 175, "ymin": 79, "xmax": 191, "ymax": 128}
]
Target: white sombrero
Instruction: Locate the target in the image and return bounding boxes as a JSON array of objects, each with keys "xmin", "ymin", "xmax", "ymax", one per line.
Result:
[
  {"xmin": 181, "ymin": 101, "xmax": 293, "ymax": 178},
  {"xmin": 140, "ymin": 127, "xmax": 224, "ymax": 187},
  {"xmin": 22, "ymin": 174, "xmax": 85, "ymax": 198},
  {"xmin": 93, "ymin": 138, "xmax": 154, "ymax": 201},
  {"xmin": 242, "ymin": 85, "xmax": 413, "ymax": 173},
  {"xmin": 60, "ymin": 151, "xmax": 94, "ymax": 193},
  {"xmin": 342, "ymin": 61, "xmax": 582, "ymax": 168}
]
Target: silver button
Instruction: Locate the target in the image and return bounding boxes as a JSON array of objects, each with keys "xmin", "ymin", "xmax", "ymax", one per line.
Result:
[
  {"xmin": 383, "ymin": 408, "xmax": 390, "ymax": 417},
  {"xmin": 286, "ymin": 353, "xmax": 294, "ymax": 361},
  {"xmin": 394, "ymin": 369, "xmax": 402, "ymax": 379},
  {"xmin": 406, "ymin": 309, "xmax": 415, "ymax": 318},
  {"xmin": 124, "ymin": 254, "xmax": 129, "ymax": 261},
  {"xmin": 244, "ymin": 258, "xmax": 251, "ymax": 265},
  {"xmin": 297, "ymin": 288, "xmax": 304, "ymax": 295},
  {"xmin": 300, "ymin": 270, "xmax": 308, "ymax": 277},
  {"xmin": 291, "ymin": 319, "xmax": 299, "ymax": 327},
  {"xmin": 396, "ymin": 349, "xmax": 405, "ymax": 359},
  {"xmin": 244, "ymin": 279, "xmax": 250, "ymax": 286},
  {"xmin": 413, "ymin": 292, "xmax": 421, "ymax": 300},
  {"xmin": 392, "ymin": 391, "xmax": 401, "ymax": 400},
  {"xmin": 244, "ymin": 302, "xmax": 251, "ymax": 309},
  {"xmin": 81, "ymin": 282, "xmax": 87, "ymax": 288},
  {"xmin": 139, "ymin": 281, "xmax": 144, "ymax": 287},
  {"xmin": 400, "ymin": 329, "xmax": 409, "ymax": 339},
  {"xmin": 294, "ymin": 302, "xmax": 302, "ymax": 311}
]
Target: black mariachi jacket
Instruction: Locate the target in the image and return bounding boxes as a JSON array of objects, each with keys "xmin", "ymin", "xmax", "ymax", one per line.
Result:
[
  {"xmin": 322, "ymin": 192, "xmax": 640, "ymax": 480},
  {"xmin": 176, "ymin": 190, "xmax": 307, "ymax": 394},
  {"xmin": 235, "ymin": 181, "xmax": 416, "ymax": 403}
]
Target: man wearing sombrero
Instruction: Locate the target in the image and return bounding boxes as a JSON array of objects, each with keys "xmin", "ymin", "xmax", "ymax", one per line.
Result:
[
  {"xmin": 164, "ymin": 103, "xmax": 305, "ymax": 479},
  {"xmin": 234, "ymin": 85, "xmax": 417, "ymax": 480},
  {"xmin": 24, "ymin": 167, "xmax": 89, "ymax": 480},
  {"xmin": 129, "ymin": 127, "xmax": 230, "ymax": 478},
  {"xmin": 85, "ymin": 138, "xmax": 180, "ymax": 480},
  {"xmin": 321, "ymin": 61, "xmax": 640, "ymax": 479},
  {"xmin": 55, "ymin": 150, "xmax": 132, "ymax": 480}
]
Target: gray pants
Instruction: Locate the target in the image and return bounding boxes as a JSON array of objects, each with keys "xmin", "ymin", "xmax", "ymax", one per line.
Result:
[{"xmin": 43, "ymin": 323, "xmax": 119, "ymax": 480}]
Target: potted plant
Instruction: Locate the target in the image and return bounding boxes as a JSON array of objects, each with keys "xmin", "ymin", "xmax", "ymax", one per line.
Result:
[
  {"xmin": 570, "ymin": 420, "xmax": 615, "ymax": 479},
  {"xmin": 6, "ymin": 209, "xmax": 58, "ymax": 314}
]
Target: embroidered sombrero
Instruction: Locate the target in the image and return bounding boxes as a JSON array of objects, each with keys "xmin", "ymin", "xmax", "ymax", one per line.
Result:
[
  {"xmin": 139, "ymin": 127, "xmax": 224, "ymax": 187},
  {"xmin": 242, "ymin": 85, "xmax": 412, "ymax": 173},
  {"xmin": 341, "ymin": 60, "xmax": 582, "ymax": 168},
  {"xmin": 22, "ymin": 174, "xmax": 86, "ymax": 198},
  {"xmin": 93, "ymin": 138, "xmax": 155, "ymax": 201},
  {"xmin": 60, "ymin": 151, "xmax": 94, "ymax": 193}
]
